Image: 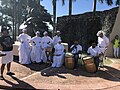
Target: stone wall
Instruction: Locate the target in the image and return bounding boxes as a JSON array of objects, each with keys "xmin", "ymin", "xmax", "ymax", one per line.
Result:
[{"xmin": 57, "ymin": 7, "xmax": 119, "ymax": 52}]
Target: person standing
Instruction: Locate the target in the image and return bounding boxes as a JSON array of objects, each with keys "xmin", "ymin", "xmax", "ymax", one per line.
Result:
[
  {"xmin": 53, "ymin": 31, "xmax": 61, "ymax": 46},
  {"xmin": 70, "ymin": 40, "xmax": 82, "ymax": 68},
  {"xmin": 0, "ymin": 28, "xmax": 15, "ymax": 80},
  {"xmin": 52, "ymin": 40, "xmax": 65, "ymax": 67},
  {"xmin": 111, "ymin": 35, "xmax": 120, "ymax": 58},
  {"xmin": 41, "ymin": 31, "xmax": 53, "ymax": 63},
  {"xmin": 18, "ymin": 28, "xmax": 31, "ymax": 64},
  {"xmin": 97, "ymin": 30, "xmax": 109, "ymax": 54},
  {"xmin": 30, "ymin": 31, "xmax": 42, "ymax": 63}
]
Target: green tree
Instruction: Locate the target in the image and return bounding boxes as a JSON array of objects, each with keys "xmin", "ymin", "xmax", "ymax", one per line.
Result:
[{"xmin": 0, "ymin": 0, "xmax": 52, "ymax": 38}]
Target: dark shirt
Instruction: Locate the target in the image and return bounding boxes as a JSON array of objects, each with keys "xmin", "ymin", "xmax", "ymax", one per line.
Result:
[{"xmin": 0, "ymin": 36, "xmax": 14, "ymax": 51}]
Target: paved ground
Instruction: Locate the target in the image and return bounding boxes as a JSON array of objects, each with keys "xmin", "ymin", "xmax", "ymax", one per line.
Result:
[{"xmin": 0, "ymin": 58, "xmax": 120, "ymax": 89}]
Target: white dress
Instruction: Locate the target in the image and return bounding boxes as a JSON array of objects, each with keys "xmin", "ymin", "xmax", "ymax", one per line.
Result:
[
  {"xmin": 52, "ymin": 43, "xmax": 65, "ymax": 67},
  {"xmin": 98, "ymin": 36, "xmax": 109, "ymax": 53},
  {"xmin": 41, "ymin": 36, "xmax": 53, "ymax": 63},
  {"xmin": 53, "ymin": 35, "xmax": 61, "ymax": 46},
  {"xmin": 18, "ymin": 33, "xmax": 31, "ymax": 64},
  {"xmin": 30, "ymin": 36, "xmax": 42, "ymax": 63}
]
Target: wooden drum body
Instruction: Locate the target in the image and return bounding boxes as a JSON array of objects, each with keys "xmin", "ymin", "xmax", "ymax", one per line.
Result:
[
  {"xmin": 65, "ymin": 53, "xmax": 74, "ymax": 69},
  {"xmin": 83, "ymin": 56, "xmax": 96, "ymax": 73}
]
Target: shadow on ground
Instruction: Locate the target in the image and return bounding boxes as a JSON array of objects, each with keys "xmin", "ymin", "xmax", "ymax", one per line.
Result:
[
  {"xmin": 0, "ymin": 75, "xmax": 35, "ymax": 89},
  {"xmin": 13, "ymin": 56, "xmax": 49, "ymax": 71},
  {"xmin": 41, "ymin": 65, "xmax": 120, "ymax": 82}
]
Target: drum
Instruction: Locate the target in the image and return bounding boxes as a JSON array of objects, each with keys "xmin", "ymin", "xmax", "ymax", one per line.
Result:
[
  {"xmin": 65, "ymin": 53, "xmax": 74, "ymax": 69},
  {"xmin": 82, "ymin": 56, "xmax": 96, "ymax": 73},
  {"xmin": 82, "ymin": 56, "xmax": 94, "ymax": 64}
]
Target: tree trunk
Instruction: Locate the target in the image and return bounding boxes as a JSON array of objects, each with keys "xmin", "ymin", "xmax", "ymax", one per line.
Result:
[
  {"xmin": 53, "ymin": 0, "xmax": 56, "ymax": 34},
  {"xmin": 69, "ymin": 0, "xmax": 72, "ymax": 16},
  {"xmin": 93, "ymin": 0, "xmax": 97, "ymax": 16}
]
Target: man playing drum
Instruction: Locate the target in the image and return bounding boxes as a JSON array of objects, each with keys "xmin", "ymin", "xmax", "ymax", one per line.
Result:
[
  {"xmin": 87, "ymin": 40, "xmax": 103, "ymax": 71},
  {"xmin": 70, "ymin": 40, "xmax": 82, "ymax": 68}
]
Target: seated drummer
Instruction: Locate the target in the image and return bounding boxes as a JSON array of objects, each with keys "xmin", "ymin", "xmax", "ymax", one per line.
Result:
[
  {"xmin": 51, "ymin": 39, "xmax": 65, "ymax": 68},
  {"xmin": 70, "ymin": 40, "xmax": 82, "ymax": 68},
  {"xmin": 87, "ymin": 40, "xmax": 103, "ymax": 71}
]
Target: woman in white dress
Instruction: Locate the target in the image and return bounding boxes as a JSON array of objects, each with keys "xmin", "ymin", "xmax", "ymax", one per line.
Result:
[
  {"xmin": 18, "ymin": 29, "xmax": 31, "ymax": 64},
  {"xmin": 41, "ymin": 31, "xmax": 53, "ymax": 63},
  {"xmin": 53, "ymin": 31, "xmax": 61, "ymax": 46},
  {"xmin": 52, "ymin": 40, "xmax": 65, "ymax": 68},
  {"xmin": 30, "ymin": 31, "xmax": 42, "ymax": 63}
]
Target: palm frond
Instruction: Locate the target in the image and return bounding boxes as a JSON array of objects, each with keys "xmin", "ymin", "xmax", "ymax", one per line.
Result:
[{"xmin": 115, "ymin": 0, "xmax": 120, "ymax": 5}]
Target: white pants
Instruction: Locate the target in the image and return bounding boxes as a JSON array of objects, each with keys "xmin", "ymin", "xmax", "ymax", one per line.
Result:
[
  {"xmin": 100, "ymin": 48, "xmax": 106, "ymax": 54},
  {"xmin": 113, "ymin": 47, "xmax": 119, "ymax": 58}
]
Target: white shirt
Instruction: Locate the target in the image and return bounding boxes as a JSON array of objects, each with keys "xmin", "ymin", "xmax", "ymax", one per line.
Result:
[
  {"xmin": 87, "ymin": 46, "xmax": 102, "ymax": 57},
  {"xmin": 18, "ymin": 33, "xmax": 31, "ymax": 43},
  {"xmin": 98, "ymin": 36, "xmax": 109, "ymax": 48},
  {"xmin": 41, "ymin": 36, "xmax": 53, "ymax": 48},
  {"xmin": 30, "ymin": 36, "xmax": 41, "ymax": 46},
  {"xmin": 54, "ymin": 43, "xmax": 64, "ymax": 55},
  {"xmin": 53, "ymin": 35, "xmax": 61, "ymax": 46},
  {"xmin": 70, "ymin": 44, "xmax": 82, "ymax": 54}
]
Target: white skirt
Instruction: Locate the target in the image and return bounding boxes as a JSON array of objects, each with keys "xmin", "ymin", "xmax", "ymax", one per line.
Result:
[{"xmin": 0, "ymin": 51, "xmax": 13, "ymax": 64}]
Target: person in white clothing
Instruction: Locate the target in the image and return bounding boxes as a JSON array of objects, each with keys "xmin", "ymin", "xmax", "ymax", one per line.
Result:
[
  {"xmin": 30, "ymin": 31, "xmax": 42, "ymax": 63},
  {"xmin": 70, "ymin": 40, "xmax": 82, "ymax": 68},
  {"xmin": 18, "ymin": 28, "xmax": 31, "ymax": 64},
  {"xmin": 52, "ymin": 40, "xmax": 65, "ymax": 67},
  {"xmin": 53, "ymin": 31, "xmax": 61, "ymax": 46},
  {"xmin": 41, "ymin": 31, "xmax": 53, "ymax": 63},
  {"xmin": 0, "ymin": 28, "xmax": 15, "ymax": 80},
  {"xmin": 87, "ymin": 40, "xmax": 103, "ymax": 71},
  {"xmin": 97, "ymin": 30, "xmax": 109, "ymax": 53}
]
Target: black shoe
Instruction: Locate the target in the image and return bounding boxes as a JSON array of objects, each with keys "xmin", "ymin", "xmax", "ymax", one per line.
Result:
[
  {"xmin": 6, "ymin": 72, "xmax": 15, "ymax": 76},
  {"xmin": 0, "ymin": 76, "xmax": 4, "ymax": 80}
]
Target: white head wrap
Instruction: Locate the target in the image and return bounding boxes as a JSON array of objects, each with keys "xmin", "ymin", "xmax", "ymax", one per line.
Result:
[
  {"xmin": 43, "ymin": 31, "xmax": 48, "ymax": 35},
  {"xmin": 56, "ymin": 31, "xmax": 60, "ymax": 33},
  {"xmin": 36, "ymin": 31, "xmax": 40, "ymax": 34},
  {"xmin": 58, "ymin": 39, "xmax": 62, "ymax": 42},
  {"xmin": 97, "ymin": 30, "xmax": 105, "ymax": 36},
  {"xmin": 22, "ymin": 28, "xmax": 27, "ymax": 33}
]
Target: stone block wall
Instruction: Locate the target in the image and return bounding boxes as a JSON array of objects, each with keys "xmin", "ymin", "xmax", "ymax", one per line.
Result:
[{"xmin": 57, "ymin": 7, "xmax": 119, "ymax": 52}]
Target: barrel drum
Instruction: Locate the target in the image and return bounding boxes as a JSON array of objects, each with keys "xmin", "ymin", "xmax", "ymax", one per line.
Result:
[
  {"xmin": 83, "ymin": 56, "xmax": 96, "ymax": 73},
  {"xmin": 65, "ymin": 53, "xmax": 74, "ymax": 69}
]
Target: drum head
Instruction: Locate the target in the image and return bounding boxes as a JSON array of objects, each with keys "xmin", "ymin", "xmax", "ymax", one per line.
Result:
[
  {"xmin": 65, "ymin": 53, "xmax": 74, "ymax": 57},
  {"xmin": 82, "ymin": 56, "xmax": 93, "ymax": 61}
]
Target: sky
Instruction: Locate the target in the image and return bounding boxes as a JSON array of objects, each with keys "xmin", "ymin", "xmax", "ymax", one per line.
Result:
[{"xmin": 41, "ymin": 0, "xmax": 118, "ymax": 17}]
